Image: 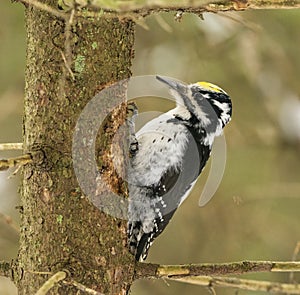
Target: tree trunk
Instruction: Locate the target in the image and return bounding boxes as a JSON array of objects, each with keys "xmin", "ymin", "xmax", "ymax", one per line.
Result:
[{"xmin": 15, "ymin": 2, "xmax": 135, "ymax": 294}]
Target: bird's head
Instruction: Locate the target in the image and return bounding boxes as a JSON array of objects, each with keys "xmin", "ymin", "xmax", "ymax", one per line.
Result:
[{"xmin": 156, "ymin": 76, "xmax": 232, "ymax": 132}]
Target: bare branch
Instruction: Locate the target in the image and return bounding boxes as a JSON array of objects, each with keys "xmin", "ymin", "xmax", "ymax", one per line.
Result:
[
  {"xmin": 169, "ymin": 275, "xmax": 300, "ymax": 294},
  {"xmin": 88, "ymin": 0, "xmax": 300, "ymax": 14},
  {"xmin": 136, "ymin": 261, "xmax": 300, "ymax": 279},
  {"xmin": 0, "ymin": 261, "xmax": 12, "ymax": 279},
  {"xmin": 0, "ymin": 143, "xmax": 23, "ymax": 151},
  {"xmin": 0, "ymin": 149, "xmax": 45, "ymax": 173},
  {"xmin": 0, "ymin": 154, "xmax": 32, "ymax": 171},
  {"xmin": 16, "ymin": 0, "xmax": 67, "ymax": 20},
  {"xmin": 35, "ymin": 271, "xmax": 67, "ymax": 295},
  {"xmin": 135, "ymin": 261, "xmax": 300, "ymax": 293},
  {"xmin": 15, "ymin": 0, "xmax": 300, "ymax": 20}
]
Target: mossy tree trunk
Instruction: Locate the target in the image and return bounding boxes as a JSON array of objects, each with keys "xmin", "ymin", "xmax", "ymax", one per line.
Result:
[{"xmin": 15, "ymin": 2, "xmax": 136, "ymax": 294}]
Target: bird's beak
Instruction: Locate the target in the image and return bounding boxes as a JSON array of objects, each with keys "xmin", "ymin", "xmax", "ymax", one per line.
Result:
[{"xmin": 156, "ymin": 76, "xmax": 187, "ymax": 92}]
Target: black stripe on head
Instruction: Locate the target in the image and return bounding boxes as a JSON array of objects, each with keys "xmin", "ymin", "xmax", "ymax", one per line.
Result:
[{"xmin": 191, "ymin": 85, "xmax": 232, "ymax": 128}]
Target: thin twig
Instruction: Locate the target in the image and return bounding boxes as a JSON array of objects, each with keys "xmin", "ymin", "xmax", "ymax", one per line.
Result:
[
  {"xmin": 35, "ymin": 271, "xmax": 67, "ymax": 295},
  {"xmin": 0, "ymin": 154, "xmax": 32, "ymax": 171},
  {"xmin": 136, "ymin": 261, "xmax": 300, "ymax": 279},
  {"xmin": 158, "ymin": 261, "xmax": 300, "ymax": 276},
  {"xmin": 9, "ymin": 164, "xmax": 23, "ymax": 178},
  {"xmin": 154, "ymin": 14, "xmax": 173, "ymax": 33},
  {"xmin": 292, "ymin": 242, "xmax": 300, "ymax": 262},
  {"xmin": 29, "ymin": 271, "xmax": 105, "ymax": 294},
  {"xmin": 63, "ymin": 8, "xmax": 75, "ymax": 80},
  {"xmin": 290, "ymin": 241, "xmax": 300, "ymax": 283},
  {"xmin": 65, "ymin": 280, "xmax": 105, "ymax": 295},
  {"xmin": 218, "ymin": 12, "xmax": 261, "ymax": 32},
  {"xmin": 0, "ymin": 143, "xmax": 23, "ymax": 151},
  {"xmin": 59, "ymin": 49, "xmax": 75, "ymax": 80},
  {"xmin": 169, "ymin": 275, "xmax": 300, "ymax": 294},
  {"xmin": 208, "ymin": 286, "xmax": 217, "ymax": 295},
  {"xmin": 17, "ymin": 0, "xmax": 67, "ymax": 20},
  {"xmin": 0, "ymin": 212, "xmax": 20, "ymax": 233}
]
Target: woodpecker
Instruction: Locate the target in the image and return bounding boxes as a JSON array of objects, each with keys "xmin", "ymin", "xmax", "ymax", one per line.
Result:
[{"xmin": 127, "ymin": 76, "xmax": 232, "ymax": 261}]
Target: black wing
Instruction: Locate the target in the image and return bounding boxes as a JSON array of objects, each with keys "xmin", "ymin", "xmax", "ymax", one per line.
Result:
[{"xmin": 132, "ymin": 132, "xmax": 211, "ymax": 261}]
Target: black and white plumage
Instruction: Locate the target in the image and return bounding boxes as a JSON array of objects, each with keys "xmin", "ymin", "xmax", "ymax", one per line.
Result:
[{"xmin": 127, "ymin": 76, "xmax": 232, "ymax": 261}]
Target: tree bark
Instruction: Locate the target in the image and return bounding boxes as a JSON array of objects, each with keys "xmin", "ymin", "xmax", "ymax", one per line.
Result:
[{"xmin": 15, "ymin": 1, "xmax": 135, "ymax": 294}]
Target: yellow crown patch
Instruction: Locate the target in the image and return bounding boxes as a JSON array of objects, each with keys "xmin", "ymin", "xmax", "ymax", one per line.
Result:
[{"xmin": 196, "ymin": 82, "xmax": 226, "ymax": 94}]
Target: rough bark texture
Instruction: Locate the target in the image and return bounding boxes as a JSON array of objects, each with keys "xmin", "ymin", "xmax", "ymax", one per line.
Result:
[{"xmin": 15, "ymin": 1, "xmax": 135, "ymax": 294}]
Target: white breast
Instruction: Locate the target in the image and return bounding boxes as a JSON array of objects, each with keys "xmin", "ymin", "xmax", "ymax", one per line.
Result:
[{"xmin": 129, "ymin": 109, "xmax": 189, "ymax": 186}]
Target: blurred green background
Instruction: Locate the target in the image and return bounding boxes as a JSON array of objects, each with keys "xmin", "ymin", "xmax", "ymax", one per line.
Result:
[{"xmin": 1, "ymin": 2, "xmax": 300, "ymax": 295}]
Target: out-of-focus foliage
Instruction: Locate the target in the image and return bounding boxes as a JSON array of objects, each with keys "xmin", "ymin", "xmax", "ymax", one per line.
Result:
[
  {"xmin": 1, "ymin": 4, "xmax": 300, "ymax": 295},
  {"xmin": 0, "ymin": 1, "xmax": 24, "ymax": 294},
  {"xmin": 132, "ymin": 11, "xmax": 300, "ymax": 295}
]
